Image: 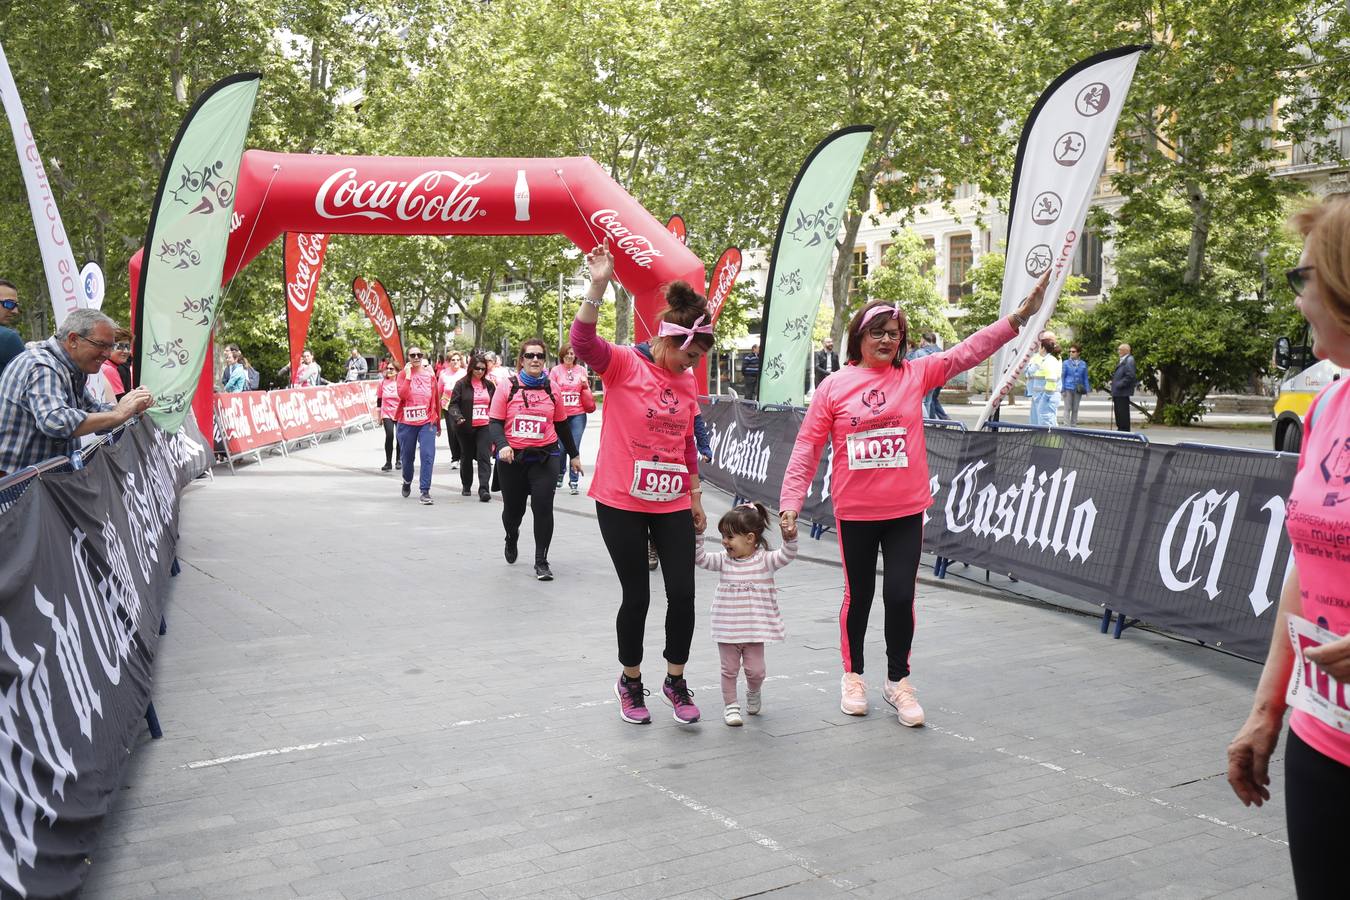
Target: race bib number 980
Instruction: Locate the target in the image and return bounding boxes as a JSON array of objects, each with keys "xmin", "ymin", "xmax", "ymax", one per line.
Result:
[
  {"xmin": 846, "ymin": 426, "xmax": 908, "ymax": 470},
  {"xmin": 630, "ymin": 460, "xmax": 689, "ymax": 503},
  {"xmin": 509, "ymin": 413, "xmax": 548, "ymax": 439},
  {"xmin": 1286, "ymin": 614, "xmax": 1350, "ymax": 732}
]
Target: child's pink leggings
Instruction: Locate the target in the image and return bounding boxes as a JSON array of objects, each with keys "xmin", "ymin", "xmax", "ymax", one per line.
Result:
[{"xmin": 718, "ymin": 642, "xmax": 766, "ymax": 704}]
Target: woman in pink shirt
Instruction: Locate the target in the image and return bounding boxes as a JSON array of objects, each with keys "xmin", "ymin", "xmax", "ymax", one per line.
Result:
[
  {"xmin": 448, "ymin": 353, "xmax": 496, "ymax": 501},
  {"xmin": 571, "ymin": 245, "xmax": 709, "ymax": 726},
  {"xmin": 377, "ymin": 362, "xmax": 401, "ymax": 471},
  {"xmin": 780, "ymin": 276, "xmax": 1047, "ymax": 727},
  {"xmin": 391, "ymin": 346, "xmax": 442, "ymax": 505},
  {"xmin": 550, "ymin": 343, "xmax": 591, "ymax": 495},
  {"xmin": 490, "ymin": 338, "xmax": 582, "ymax": 581},
  {"xmin": 1228, "ymin": 197, "xmax": 1350, "ymax": 898}
]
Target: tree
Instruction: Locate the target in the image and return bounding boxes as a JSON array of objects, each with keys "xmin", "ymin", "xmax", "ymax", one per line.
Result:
[{"xmin": 863, "ymin": 231, "xmax": 954, "ymax": 343}]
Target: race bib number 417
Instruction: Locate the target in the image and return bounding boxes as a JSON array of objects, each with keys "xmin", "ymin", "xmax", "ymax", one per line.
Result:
[
  {"xmin": 1287, "ymin": 614, "xmax": 1350, "ymax": 732},
  {"xmin": 846, "ymin": 426, "xmax": 908, "ymax": 470}
]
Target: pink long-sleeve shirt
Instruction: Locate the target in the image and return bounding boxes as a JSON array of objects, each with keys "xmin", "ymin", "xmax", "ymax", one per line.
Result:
[
  {"xmin": 780, "ymin": 318, "xmax": 1016, "ymax": 521},
  {"xmin": 570, "ymin": 319, "xmax": 700, "ymax": 513}
]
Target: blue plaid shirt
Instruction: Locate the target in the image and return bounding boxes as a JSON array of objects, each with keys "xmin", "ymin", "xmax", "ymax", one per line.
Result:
[{"xmin": 0, "ymin": 337, "xmax": 112, "ymax": 474}]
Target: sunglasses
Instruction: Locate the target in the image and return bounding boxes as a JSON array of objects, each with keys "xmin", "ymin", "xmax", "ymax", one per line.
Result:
[
  {"xmin": 521, "ymin": 351, "xmax": 546, "ymax": 360},
  {"xmin": 1287, "ymin": 265, "xmax": 1314, "ymax": 296},
  {"xmin": 0, "ymin": 299, "xmax": 17, "ymax": 310},
  {"xmin": 472, "ymin": 365, "xmax": 486, "ymax": 371},
  {"xmin": 408, "ymin": 352, "xmax": 424, "ymax": 359}
]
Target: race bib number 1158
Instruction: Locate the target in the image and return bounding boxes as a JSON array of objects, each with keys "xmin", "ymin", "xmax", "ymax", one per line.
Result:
[{"xmin": 1286, "ymin": 613, "xmax": 1350, "ymax": 732}]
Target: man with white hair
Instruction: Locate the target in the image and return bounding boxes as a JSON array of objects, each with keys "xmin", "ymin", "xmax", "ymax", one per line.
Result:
[{"xmin": 0, "ymin": 308, "xmax": 153, "ymax": 475}]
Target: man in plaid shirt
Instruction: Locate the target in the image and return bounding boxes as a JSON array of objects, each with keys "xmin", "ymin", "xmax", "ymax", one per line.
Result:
[{"xmin": 0, "ymin": 308, "xmax": 154, "ymax": 475}]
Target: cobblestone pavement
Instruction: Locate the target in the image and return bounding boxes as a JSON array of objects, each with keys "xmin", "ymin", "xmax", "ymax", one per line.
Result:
[{"xmin": 86, "ymin": 419, "xmax": 1292, "ymax": 899}]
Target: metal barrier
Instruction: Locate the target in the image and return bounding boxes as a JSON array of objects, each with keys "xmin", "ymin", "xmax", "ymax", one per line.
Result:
[{"xmin": 980, "ymin": 419, "xmax": 1149, "ymax": 444}]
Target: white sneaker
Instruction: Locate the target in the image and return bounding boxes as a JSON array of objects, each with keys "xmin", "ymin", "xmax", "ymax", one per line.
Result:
[
  {"xmin": 840, "ymin": 673, "xmax": 868, "ymax": 716},
  {"xmin": 723, "ymin": 703, "xmax": 743, "ymax": 727},
  {"xmin": 745, "ymin": 691, "xmax": 762, "ymax": 716},
  {"xmin": 883, "ymin": 677, "xmax": 925, "ymax": 727}
]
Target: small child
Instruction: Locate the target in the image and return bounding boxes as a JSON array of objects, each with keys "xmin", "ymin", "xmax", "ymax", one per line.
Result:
[{"xmin": 696, "ymin": 502, "xmax": 798, "ymax": 726}]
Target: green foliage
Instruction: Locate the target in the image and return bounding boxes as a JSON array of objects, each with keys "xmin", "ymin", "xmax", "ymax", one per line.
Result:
[
  {"xmin": 1070, "ymin": 194, "xmax": 1303, "ymax": 423},
  {"xmin": 864, "ymin": 231, "xmax": 955, "ymax": 343},
  {"xmin": 955, "ymin": 251, "xmax": 1084, "ymax": 339}
]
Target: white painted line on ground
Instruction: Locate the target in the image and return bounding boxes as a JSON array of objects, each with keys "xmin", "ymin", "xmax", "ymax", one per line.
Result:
[
  {"xmin": 575, "ymin": 741, "xmax": 856, "ymax": 891},
  {"xmin": 182, "ymin": 735, "xmax": 367, "ymax": 769}
]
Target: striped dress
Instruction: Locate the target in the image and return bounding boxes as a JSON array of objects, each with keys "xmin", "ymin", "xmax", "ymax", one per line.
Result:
[{"xmin": 696, "ymin": 538, "xmax": 798, "ymax": 643}]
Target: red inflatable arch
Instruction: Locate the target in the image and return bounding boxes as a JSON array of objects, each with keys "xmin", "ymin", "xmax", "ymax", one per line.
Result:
[{"xmin": 129, "ymin": 150, "xmax": 707, "ymax": 435}]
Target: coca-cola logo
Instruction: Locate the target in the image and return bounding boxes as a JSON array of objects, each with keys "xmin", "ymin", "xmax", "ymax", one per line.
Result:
[
  {"xmin": 354, "ymin": 279, "xmax": 397, "ymax": 340},
  {"xmin": 590, "ymin": 209, "xmax": 664, "ymax": 269},
  {"xmin": 274, "ymin": 393, "xmax": 310, "ymax": 429},
  {"xmin": 219, "ymin": 398, "xmax": 252, "ymax": 439},
  {"xmin": 316, "ymin": 167, "xmax": 489, "ymax": 223},
  {"xmin": 305, "ymin": 389, "xmax": 340, "ymax": 423},
  {"xmin": 287, "ymin": 233, "xmax": 328, "ymax": 313},
  {"xmin": 249, "ymin": 394, "xmax": 281, "ymax": 432}
]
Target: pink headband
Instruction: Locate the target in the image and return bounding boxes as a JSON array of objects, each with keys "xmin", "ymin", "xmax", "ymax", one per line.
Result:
[
  {"xmin": 860, "ymin": 304, "xmax": 903, "ymax": 331},
  {"xmin": 658, "ymin": 314, "xmax": 714, "ymax": 349}
]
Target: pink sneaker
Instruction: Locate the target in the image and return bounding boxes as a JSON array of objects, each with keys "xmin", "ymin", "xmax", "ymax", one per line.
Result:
[
  {"xmin": 883, "ymin": 677, "xmax": 925, "ymax": 727},
  {"xmin": 614, "ymin": 675, "xmax": 651, "ymax": 724},
  {"xmin": 661, "ymin": 677, "xmax": 701, "ymax": 724},
  {"xmin": 840, "ymin": 673, "xmax": 868, "ymax": 716}
]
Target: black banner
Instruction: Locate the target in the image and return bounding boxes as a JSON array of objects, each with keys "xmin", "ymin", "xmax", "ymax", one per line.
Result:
[
  {"xmin": 701, "ymin": 399, "xmax": 1295, "ymax": 660},
  {"xmin": 0, "ymin": 418, "xmax": 209, "ymax": 898}
]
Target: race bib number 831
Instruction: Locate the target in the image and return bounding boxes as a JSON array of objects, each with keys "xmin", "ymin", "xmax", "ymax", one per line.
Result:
[{"xmin": 846, "ymin": 426, "xmax": 908, "ymax": 470}]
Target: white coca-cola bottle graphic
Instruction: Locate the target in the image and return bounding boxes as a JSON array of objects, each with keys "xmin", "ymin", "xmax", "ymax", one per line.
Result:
[{"xmin": 514, "ymin": 170, "xmax": 530, "ymax": 221}]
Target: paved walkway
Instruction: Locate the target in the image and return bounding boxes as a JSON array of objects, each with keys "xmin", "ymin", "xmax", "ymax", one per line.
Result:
[{"xmin": 86, "ymin": 419, "xmax": 1292, "ymax": 899}]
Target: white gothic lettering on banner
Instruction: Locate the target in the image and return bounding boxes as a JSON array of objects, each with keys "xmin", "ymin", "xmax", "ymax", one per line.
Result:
[
  {"xmin": 0, "ymin": 615, "xmax": 77, "ymax": 896},
  {"xmin": 315, "ymin": 167, "xmax": 489, "ymax": 223},
  {"xmin": 1158, "ymin": 489, "xmax": 1291, "ymax": 617},
  {"xmin": 68, "ymin": 529, "xmax": 130, "ymax": 685},
  {"xmin": 32, "ymin": 587, "xmax": 103, "ymax": 741},
  {"xmin": 944, "ymin": 461, "xmax": 1097, "ymax": 562},
  {"xmin": 121, "ymin": 471, "xmax": 162, "ymax": 582},
  {"xmin": 101, "ymin": 516, "xmax": 145, "ymax": 634},
  {"xmin": 708, "ymin": 421, "xmax": 771, "ymax": 483}
]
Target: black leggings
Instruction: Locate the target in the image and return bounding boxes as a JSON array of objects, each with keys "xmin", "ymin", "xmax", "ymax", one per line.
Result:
[
  {"xmin": 595, "ymin": 502, "xmax": 696, "ymax": 668},
  {"xmin": 498, "ymin": 451, "xmax": 557, "ymax": 563},
  {"xmin": 1285, "ymin": 729, "xmax": 1350, "ymax": 898},
  {"xmin": 836, "ymin": 514, "xmax": 924, "ymax": 681},
  {"xmin": 381, "ymin": 418, "xmax": 399, "ymax": 466},
  {"xmin": 457, "ymin": 426, "xmax": 492, "ymax": 492}
]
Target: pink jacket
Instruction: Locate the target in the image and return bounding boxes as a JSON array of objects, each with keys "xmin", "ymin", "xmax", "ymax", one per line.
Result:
[{"xmin": 780, "ymin": 318, "xmax": 1016, "ymax": 521}]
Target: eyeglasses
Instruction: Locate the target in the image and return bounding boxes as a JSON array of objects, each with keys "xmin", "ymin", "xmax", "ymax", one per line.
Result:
[
  {"xmin": 865, "ymin": 327, "xmax": 903, "ymax": 342},
  {"xmin": 408, "ymin": 352, "xmax": 424, "ymax": 359},
  {"xmin": 521, "ymin": 351, "xmax": 546, "ymax": 360},
  {"xmin": 75, "ymin": 334, "xmax": 115, "ymax": 352},
  {"xmin": 114, "ymin": 342, "xmax": 132, "ymax": 352},
  {"xmin": 0, "ymin": 299, "xmax": 18, "ymax": 311},
  {"xmin": 1287, "ymin": 265, "xmax": 1315, "ymax": 296}
]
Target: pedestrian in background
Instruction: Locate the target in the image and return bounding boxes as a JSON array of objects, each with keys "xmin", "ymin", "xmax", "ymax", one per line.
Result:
[
  {"xmin": 449, "ymin": 353, "xmax": 496, "ymax": 501},
  {"xmin": 392, "ymin": 346, "xmax": 441, "ymax": 505},
  {"xmin": 741, "ymin": 343, "xmax": 760, "ymax": 398},
  {"xmin": 100, "ymin": 328, "xmax": 133, "ymax": 402},
  {"xmin": 1110, "ymin": 342, "xmax": 1137, "ymax": 432},
  {"xmin": 1031, "ymin": 336, "xmax": 1061, "ymax": 427},
  {"xmin": 345, "ymin": 347, "xmax": 368, "ymax": 381},
  {"xmin": 0, "ymin": 279, "xmax": 25, "ymax": 374},
  {"xmin": 1061, "ymin": 344, "xmax": 1089, "ymax": 426},
  {"xmin": 1227, "ymin": 195, "xmax": 1350, "ymax": 900}
]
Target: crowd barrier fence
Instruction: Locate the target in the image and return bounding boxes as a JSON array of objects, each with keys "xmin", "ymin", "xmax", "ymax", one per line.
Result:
[
  {"xmin": 0, "ymin": 414, "xmax": 210, "ymax": 897},
  {"xmin": 214, "ymin": 381, "xmax": 378, "ymax": 470},
  {"xmin": 698, "ymin": 395, "xmax": 1295, "ymax": 662}
]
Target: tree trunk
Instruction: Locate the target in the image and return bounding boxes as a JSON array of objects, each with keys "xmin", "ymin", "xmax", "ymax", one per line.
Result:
[
  {"xmin": 1183, "ymin": 181, "xmax": 1209, "ymax": 288},
  {"xmin": 614, "ymin": 285, "xmax": 632, "ymax": 345}
]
